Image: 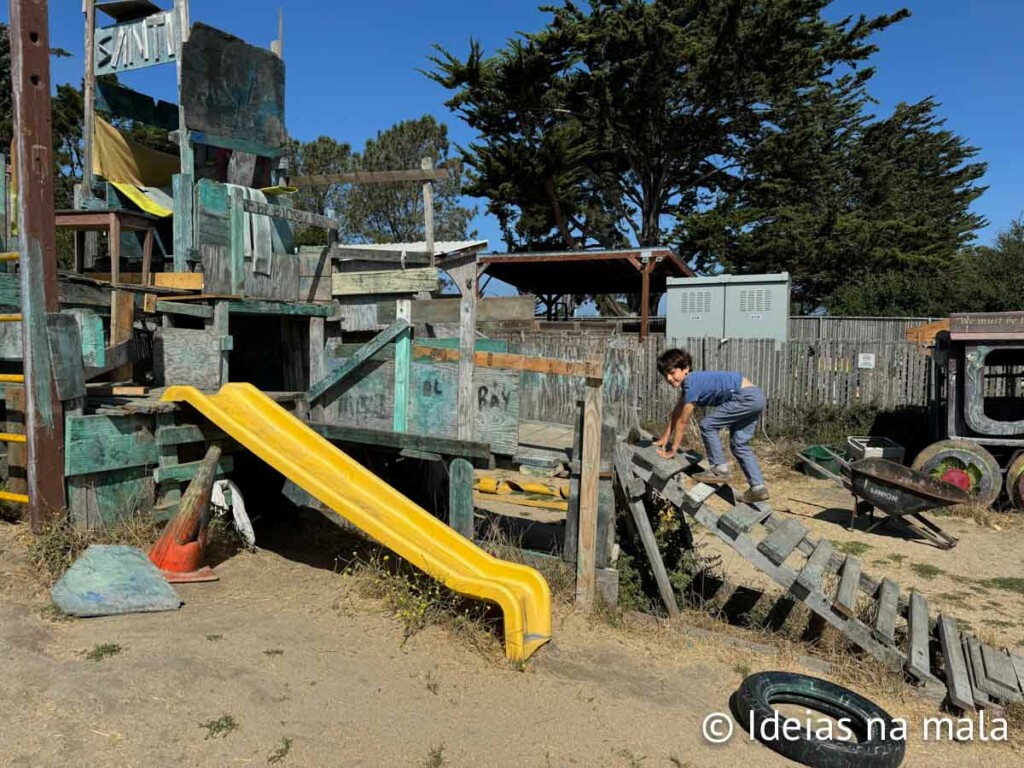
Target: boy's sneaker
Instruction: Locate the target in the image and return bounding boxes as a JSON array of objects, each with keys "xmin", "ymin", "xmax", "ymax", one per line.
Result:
[
  {"xmin": 691, "ymin": 468, "xmax": 732, "ymax": 484},
  {"xmin": 740, "ymin": 486, "xmax": 770, "ymax": 503}
]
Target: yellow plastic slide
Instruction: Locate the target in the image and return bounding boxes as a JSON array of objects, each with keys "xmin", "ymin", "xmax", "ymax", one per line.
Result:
[{"xmin": 162, "ymin": 383, "xmax": 551, "ymax": 661}]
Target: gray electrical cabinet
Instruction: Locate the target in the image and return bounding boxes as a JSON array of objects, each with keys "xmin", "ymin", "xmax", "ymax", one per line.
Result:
[{"xmin": 665, "ymin": 272, "xmax": 790, "ymax": 342}]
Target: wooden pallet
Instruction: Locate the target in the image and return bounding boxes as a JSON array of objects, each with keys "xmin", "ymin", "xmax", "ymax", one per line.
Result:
[{"xmin": 625, "ymin": 443, "xmax": 1024, "ymax": 711}]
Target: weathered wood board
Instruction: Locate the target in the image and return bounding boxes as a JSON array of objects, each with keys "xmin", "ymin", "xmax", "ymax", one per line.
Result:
[
  {"xmin": 378, "ymin": 295, "xmax": 535, "ymax": 325},
  {"xmin": 332, "ymin": 267, "xmax": 439, "ymax": 297},
  {"xmin": 321, "ymin": 338, "xmax": 395, "ymax": 432},
  {"xmin": 68, "ymin": 470, "xmax": 155, "ymax": 528},
  {"xmin": 153, "ymin": 328, "xmax": 222, "ymax": 390},
  {"xmin": 181, "ymin": 23, "xmax": 286, "ymax": 148},
  {"xmin": 65, "ymin": 414, "xmax": 159, "ymax": 477},
  {"xmin": 298, "ymin": 246, "xmax": 333, "ymax": 303}
]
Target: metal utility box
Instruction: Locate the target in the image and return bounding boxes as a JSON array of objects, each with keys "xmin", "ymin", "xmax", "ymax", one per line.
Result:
[{"xmin": 665, "ymin": 272, "xmax": 790, "ymax": 342}]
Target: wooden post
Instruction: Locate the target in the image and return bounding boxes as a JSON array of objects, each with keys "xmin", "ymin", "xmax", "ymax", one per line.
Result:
[
  {"xmin": 421, "ymin": 156, "xmax": 434, "ymax": 268},
  {"xmin": 110, "ymin": 290, "xmax": 134, "ymax": 381},
  {"xmin": 448, "ymin": 457, "xmax": 474, "ymax": 540},
  {"xmin": 82, "ymin": 0, "xmax": 95, "ymax": 201},
  {"xmin": 213, "ymin": 300, "xmax": 230, "ymax": 385},
  {"xmin": 563, "ymin": 397, "xmax": 583, "ymax": 564},
  {"xmin": 457, "ymin": 271, "xmax": 477, "ymax": 441},
  {"xmin": 108, "ymin": 211, "xmax": 122, "ymax": 283},
  {"xmin": 393, "ymin": 299, "xmax": 411, "ymax": 432},
  {"xmin": 640, "ymin": 252, "xmax": 654, "ymax": 342},
  {"xmin": 175, "ymin": 0, "xmax": 193, "ymax": 178},
  {"xmin": 141, "ymin": 227, "xmax": 154, "ymax": 285},
  {"xmin": 576, "ymin": 372, "xmax": 603, "ymax": 606},
  {"xmin": 308, "ymin": 316, "xmax": 325, "ymax": 420},
  {"xmin": 229, "ymin": 187, "xmax": 245, "ymax": 294},
  {"xmin": 10, "ymin": 0, "xmax": 68, "ymax": 529},
  {"xmin": 171, "ymin": 173, "xmax": 193, "ymax": 272}
]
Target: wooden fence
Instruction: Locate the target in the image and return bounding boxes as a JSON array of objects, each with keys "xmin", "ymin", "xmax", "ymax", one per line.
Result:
[{"xmin": 493, "ymin": 331, "xmax": 934, "ymax": 431}]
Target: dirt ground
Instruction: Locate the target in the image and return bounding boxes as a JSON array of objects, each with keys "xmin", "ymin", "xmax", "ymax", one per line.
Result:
[{"xmin": 2, "ymin": 490, "xmax": 1023, "ymax": 768}]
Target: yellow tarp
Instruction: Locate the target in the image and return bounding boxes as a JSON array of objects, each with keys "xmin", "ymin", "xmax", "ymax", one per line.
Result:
[
  {"xmin": 92, "ymin": 115, "xmax": 179, "ymax": 188},
  {"xmin": 109, "ymin": 181, "xmax": 173, "ymax": 218}
]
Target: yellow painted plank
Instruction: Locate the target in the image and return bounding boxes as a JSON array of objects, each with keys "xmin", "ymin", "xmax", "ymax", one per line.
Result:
[
  {"xmin": 0, "ymin": 252, "xmax": 19, "ymax": 262},
  {"xmin": 153, "ymin": 272, "xmax": 205, "ymax": 290},
  {"xmin": 0, "ymin": 314, "xmax": 22, "ymax": 322},
  {"xmin": 0, "ymin": 490, "xmax": 29, "ymax": 504},
  {"xmin": 0, "ymin": 374, "xmax": 25, "ymax": 383},
  {"xmin": 161, "ymin": 383, "xmax": 551, "ymax": 662},
  {"xmin": 0, "ymin": 433, "xmax": 26, "ymax": 443}
]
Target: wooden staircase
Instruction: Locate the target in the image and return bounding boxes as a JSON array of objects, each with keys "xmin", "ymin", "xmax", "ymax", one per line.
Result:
[{"xmin": 618, "ymin": 442, "xmax": 1024, "ymax": 712}]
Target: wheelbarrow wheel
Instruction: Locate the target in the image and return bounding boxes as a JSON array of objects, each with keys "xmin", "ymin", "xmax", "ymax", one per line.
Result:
[
  {"xmin": 1005, "ymin": 452, "xmax": 1024, "ymax": 512},
  {"xmin": 912, "ymin": 439, "xmax": 1001, "ymax": 509}
]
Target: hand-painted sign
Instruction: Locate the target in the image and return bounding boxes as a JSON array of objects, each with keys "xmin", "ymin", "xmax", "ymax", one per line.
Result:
[{"xmin": 95, "ymin": 11, "xmax": 179, "ymax": 76}]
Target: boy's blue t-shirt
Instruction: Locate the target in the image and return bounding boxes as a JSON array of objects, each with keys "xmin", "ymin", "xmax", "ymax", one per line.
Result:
[{"xmin": 682, "ymin": 371, "xmax": 743, "ymax": 407}]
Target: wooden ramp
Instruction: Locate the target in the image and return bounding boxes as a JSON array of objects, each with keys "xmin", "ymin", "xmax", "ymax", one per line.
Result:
[{"xmin": 620, "ymin": 443, "xmax": 1024, "ymax": 712}]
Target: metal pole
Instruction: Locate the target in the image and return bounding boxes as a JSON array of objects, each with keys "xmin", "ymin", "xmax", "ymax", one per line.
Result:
[{"xmin": 9, "ymin": 0, "xmax": 68, "ymax": 530}]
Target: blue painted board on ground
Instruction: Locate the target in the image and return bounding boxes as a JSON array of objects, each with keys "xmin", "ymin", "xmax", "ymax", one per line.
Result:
[{"xmin": 51, "ymin": 545, "xmax": 181, "ymax": 617}]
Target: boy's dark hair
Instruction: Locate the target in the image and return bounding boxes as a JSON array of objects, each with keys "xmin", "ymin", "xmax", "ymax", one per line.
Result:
[{"xmin": 657, "ymin": 348, "xmax": 692, "ymax": 376}]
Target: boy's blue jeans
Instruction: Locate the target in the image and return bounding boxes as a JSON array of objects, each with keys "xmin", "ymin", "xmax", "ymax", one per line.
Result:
[{"xmin": 699, "ymin": 386, "xmax": 766, "ymax": 487}]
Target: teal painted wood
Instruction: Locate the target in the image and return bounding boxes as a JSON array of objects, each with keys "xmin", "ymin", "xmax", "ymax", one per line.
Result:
[
  {"xmin": 307, "ymin": 319, "xmax": 410, "ymax": 403},
  {"xmin": 95, "ymin": 80, "xmax": 179, "ymax": 131},
  {"xmin": 227, "ymin": 299, "xmax": 332, "ymax": 317},
  {"xmin": 321, "ymin": 338, "xmax": 395, "ymax": 431},
  {"xmin": 448, "ymin": 458, "xmax": 475, "ymax": 540},
  {"xmin": 67, "ymin": 309, "xmax": 105, "ymax": 368},
  {"xmin": 393, "ymin": 327, "xmax": 411, "ymax": 433},
  {"xmin": 156, "ymin": 300, "xmax": 213, "ymax": 319},
  {"xmin": 50, "ymin": 545, "xmax": 181, "ymax": 616},
  {"xmin": 409, "ymin": 360, "xmax": 457, "ymax": 438},
  {"xmin": 414, "ymin": 338, "xmax": 508, "ymax": 354},
  {"xmin": 187, "ymin": 131, "xmax": 285, "ymax": 158},
  {"xmin": 195, "ymin": 179, "xmax": 229, "ymax": 250},
  {"xmin": 153, "ymin": 455, "xmax": 234, "ymax": 484},
  {"xmin": 155, "ymin": 412, "xmax": 182, "ymax": 507},
  {"xmin": 0, "ymin": 273, "xmax": 16, "ymax": 307},
  {"xmin": 171, "ymin": 173, "xmax": 193, "ymax": 271},
  {"xmin": 156, "ymin": 423, "xmax": 229, "ymax": 446},
  {"xmin": 228, "ymin": 187, "xmax": 245, "ymax": 295},
  {"xmin": 65, "ymin": 414, "xmax": 159, "ymax": 476},
  {"xmin": 45, "ymin": 313, "xmax": 86, "ymax": 401},
  {"xmin": 68, "ymin": 469, "xmax": 155, "ymax": 528}
]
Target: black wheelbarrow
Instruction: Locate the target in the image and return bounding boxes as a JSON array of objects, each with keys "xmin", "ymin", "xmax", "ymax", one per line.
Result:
[{"xmin": 801, "ymin": 449, "xmax": 965, "ymax": 550}]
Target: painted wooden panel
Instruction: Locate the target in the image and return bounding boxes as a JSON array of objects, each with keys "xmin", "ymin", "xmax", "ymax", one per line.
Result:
[
  {"xmin": 68, "ymin": 470, "xmax": 155, "ymax": 528},
  {"xmin": 321, "ymin": 338, "xmax": 394, "ymax": 431},
  {"xmin": 181, "ymin": 23, "xmax": 286, "ymax": 148},
  {"xmin": 95, "ymin": 79, "xmax": 178, "ymax": 130},
  {"xmin": 153, "ymin": 328, "xmax": 222, "ymax": 390},
  {"xmin": 94, "ymin": 10, "xmax": 179, "ymax": 76},
  {"xmin": 474, "ymin": 368, "xmax": 520, "ymax": 455},
  {"xmin": 409, "ymin": 361, "xmax": 457, "ymax": 438},
  {"xmin": 298, "ymin": 247, "xmax": 333, "ymax": 303},
  {"xmin": 332, "ymin": 267, "xmax": 439, "ymax": 297},
  {"xmin": 379, "ymin": 296, "xmax": 535, "ymax": 325},
  {"xmin": 195, "ymin": 179, "xmax": 230, "ymax": 251},
  {"xmin": 46, "ymin": 313, "xmax": 86, "ymax": 401},
  {"xmin": 65, "ymin": 414, "xmax": 159, "ymax": 476}
]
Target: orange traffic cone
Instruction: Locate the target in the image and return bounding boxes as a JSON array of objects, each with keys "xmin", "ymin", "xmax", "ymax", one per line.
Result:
[{"xmin": 150, "ymin": 445, "xmax": 222, "ymax": 583}]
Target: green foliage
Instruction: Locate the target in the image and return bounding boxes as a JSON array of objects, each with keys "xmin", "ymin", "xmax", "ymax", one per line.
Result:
[
  {"xmin": 285, "ymin": 135, "xmax": 354, "ymax": 246},
  {"xmin": 84, "ymin": 642, "xmax": 122, "ymax": 661},
  {"xmin": 199, "ymin": 714, "xmax": 238, "ymax": 740}
]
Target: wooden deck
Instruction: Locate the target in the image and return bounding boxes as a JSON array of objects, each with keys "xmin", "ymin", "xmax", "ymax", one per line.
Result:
[{"xmin": 514, "ymin": 420, "xmax": 574, "ymax": 466}]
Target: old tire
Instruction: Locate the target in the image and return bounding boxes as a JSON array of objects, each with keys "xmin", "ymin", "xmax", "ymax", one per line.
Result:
[
  {"xmin": 1005, "ymin": 452, "xmax": 1024, "ymax": 511},
  {"xmin": 733, "ymin": 672, "xmax": 906, "ymax": 768},
  {"xmin": 911, "ymin": 439, "xmax": 1002, "ymax": 508}
]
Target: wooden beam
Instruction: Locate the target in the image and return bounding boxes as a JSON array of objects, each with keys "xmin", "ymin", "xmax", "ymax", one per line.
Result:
[
  {"xmin": 228, "ymin": 187, "xmax": 245, "ymax": 295},
  {"xmin": 84, "ymin": 338, "xmax": 143, "ymax": 380},
  {"xmin": 242, "ymin": 198, "xmax": 340, "ymax": 231},
  {"xmin": 227, "ymin": 299, "xmax": 333, "ymax": 317},
  {"xmin": 457, "ymin": 272, "xmax": 476, "ymax": 441},
  {"xmin": 304, "ymin": 420, "xmax": 490, "ymax": 461},
  {"xmin": 413, "ymin": 346, "xmax": 603, "ymax": 380},
  {"xmin": 11, "ymin": 0, "xmax": 67, "ymax": 527},
  {"xmin": 332, "ymin": 267, "xmax": 439, "ymax": 297},
  {"xmin": 392, "ymin": 301, "xmax": 411, "ymax": 432},
  {"xmin": 110, "ymin": 290, "xmax": 134, "ymax": 381},
  {"xmin": 306, "ymin": 319, "xmax": 410, "ymax": 403},
  {"xmin": 575, "ymin": 378, "xmax": 603, "ymax": 607},
  {"xmin": 155, "ymin": 300, "xmax": 213, "ymax": 319},
  {"xmin": 421, "ymin": 156, "xmax": 435, "ymax": 267},
  {"xmin": 448, "ymin": 457, "xmax": 474, "ymax": 540},
  {"xmin": 640, "ymin": 258, "xmax": 654, "ymax": 342},
  {"xmin": 171, "ymin": 173, "xmax": 193, "ymax": 271},
  {"xmin": 330, "ymin": 246, "xmax": 431, "ymax": 265},
  {"xmin": 153, "ymin": 272, "xmax": 204, "ymax": 290},
  {"xmin": 289, "ymin": 166, "xmax": 452, "ymax": 187}
]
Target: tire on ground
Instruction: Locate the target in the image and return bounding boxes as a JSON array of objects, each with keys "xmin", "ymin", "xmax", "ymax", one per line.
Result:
[{"xmin": 911, "ymin": 439, "xmax": 1002, "ymax": 509}]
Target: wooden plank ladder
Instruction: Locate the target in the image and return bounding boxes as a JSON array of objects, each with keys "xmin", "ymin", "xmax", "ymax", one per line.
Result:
[{"xmin": 623, "ymin": 442, "xmax": 1024, "ymax": 712}]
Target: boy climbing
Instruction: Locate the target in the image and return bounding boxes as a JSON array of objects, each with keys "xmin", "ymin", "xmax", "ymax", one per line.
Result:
[{"xmin": 654, "ymin": 347, "xmax": 770, "ymax": 504}]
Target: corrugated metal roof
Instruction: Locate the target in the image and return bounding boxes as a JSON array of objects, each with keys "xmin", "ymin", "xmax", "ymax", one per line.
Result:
[{"xmin": 335, "ymin": 240, "xmax": 487, "ymax": 256}]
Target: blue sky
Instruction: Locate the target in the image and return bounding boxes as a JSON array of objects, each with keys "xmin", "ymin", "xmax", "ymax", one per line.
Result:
[{"xmin": 7, "ymin": 1, "xmax": 1022, "ymax": 275}]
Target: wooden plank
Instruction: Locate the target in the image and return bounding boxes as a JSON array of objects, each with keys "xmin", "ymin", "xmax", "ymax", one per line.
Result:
[
  {"xmin": 85, "ymin": 384, "xmax": 149, "ymax": 397},
  {"xmin": 448, "ymin": 457, "xmax": 474, "ymax": 540},
  {"xmin": 305, "ymin": 420, "xmax": 489, "ymax": 461},
  {"xmin": 414, "ymin": 346, "xmax": 603, "ymax": 379},
  {"xmin": 242, "ymin": 198, "xmax": 339, "ymax": 230},
  {"xmin": 10, "ymin": 0, "xmax": 67, "ymax": 528},
  {"xmin": 907, "ymin": 590, "xmax": 932, "ymax": 681},
  {"xmin": 228, "ymin": 187, "xmax": 245, "ymax": 295},
  {"xmin": 596, "ymin": 422, "xmax": 617, "ymax": 569},
  {"xmin": 153, "ymin": 328, "xmax": 221, "ymax": 390},
  {"xmin": 393, "ymin": 301, "xmax": 411, "ymax": 432},
  {"xmin": 67, "ymin": 468, "xmax": 154, "ymax": 528},
  {"xmin": 614, "ymin": 443, "xmax": 678, "ymax": 617},
  {"xmin": 156, "ymin": 300, "xmax": 213, "ymax": 319},
  {"xmin": 65, "ymin": 414, "xmax": 159, "ymax": 476},
  {"xmin": 563, "ymin": 399, "xmax": 583, "ymax": 565},
  {"xmin": 794, "ymin": 538, "xmax": 834, "ymax": 596},
  {"xmin": 379, "ymin": 296, "xmax": 533, "ymax": 324},
  {"xmin": 980, "ymin": 645, "xmax": 1022, "ymax": 695},
  {"xmin": 181, "ymin": 23, "xmax": 285, "ymax": 147},
  {"xmin": 289, "ymin": 166, "xmax": 451, "ymax": 187},
  {"xmin": 226, "ymin": 299, "xmax": 332, "ymax": 317},
  {"xmin": 716, "ymin": 503, "xmax": 770, "ymax": 539},
  {"xmin": 576, "ymin": 379, "xmax": 603, "ymax": 607},
  {"xmin": 872, "ymin": 578, "xmax": 899, "ymax": 645},
  {"xmin": 962, "ymin": 637, "xmax": 995, "ymax": 708},
  {"xmin": 212, "ymin": 301, "xmax": 230, "ymax": 386},
  {"xmin": 153, "ymin": 454, "xmax": 234, "ymax": 484},
  {"xmin": 332, "ymin": 267, "xmax": 439, "ymax": 297},
  {"xmin": 756, "ymin": 518, "xmax": 807, "ymax": 566},
  {"xmin": 306, "ymin": 319, "xmax": 409, "ymax": 403},
  {"xmin": 457, "ymin": 276, "xmax": 477, "ymax": 441},
  {"xmin": 45, "ymin": 313, "xmax": 86, "ymax": 401},
  {"xmin": 938, "ymin": 616, "xmax": 975, "ymax": 711},
  {"xmin": 1010, "ymin": 652, "xmax": 1024, "ymax": 694},
  {"xmin": 153, "ymin": 272, "xmax": 203, "ymax": 290},
  {"xmin": 68, "ymin": 309, "xmax": 106, "ymax": 367},
  {"xmin": 473, "ymin": 368, "xmax": 519, "ymax": 456},
  {"xmin": 834, "ymin": 555, "xmax": 862, "ymax": 618},
  {"xmin": 110, "ymin": 290, "xmax": 134, "ymax": 381},
  {"xmin": 5, "ymin": 386, "xmax": 27, "ymax": 497},
  {"xmin": 156, "ymin": 423, "xmax": 228, "ymax": 446},
  {"xmin": 83, "ymin": 338, "xmax": 144, "ymax": 381}
]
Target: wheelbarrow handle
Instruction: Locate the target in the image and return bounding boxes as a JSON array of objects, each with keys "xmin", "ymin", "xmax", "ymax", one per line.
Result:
[
  {"xmin": 819, "ymin": 446, "xmax": 852, "ymax": 471},
  {"xmin": 798, "ymin": 452, "xmax": 853, "ymax": 490}
]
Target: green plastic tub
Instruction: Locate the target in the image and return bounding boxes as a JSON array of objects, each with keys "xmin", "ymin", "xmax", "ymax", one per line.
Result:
[{"xmin": 800, "ymin": 445, "xmax": 847, "ymax": 479}]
